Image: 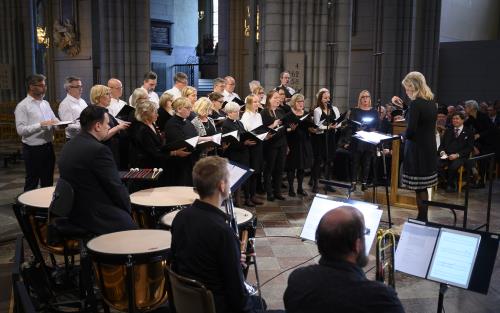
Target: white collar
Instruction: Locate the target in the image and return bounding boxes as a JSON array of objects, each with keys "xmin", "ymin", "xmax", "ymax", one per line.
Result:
[{"xmin": 66, "ymin": 94, "xmax": 82, "ymax": 103}]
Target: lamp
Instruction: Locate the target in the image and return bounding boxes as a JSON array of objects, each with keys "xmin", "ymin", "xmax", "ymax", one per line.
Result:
[{"xmin": 36, "ymin": 26, "xmax": 49, "ymax": 47}]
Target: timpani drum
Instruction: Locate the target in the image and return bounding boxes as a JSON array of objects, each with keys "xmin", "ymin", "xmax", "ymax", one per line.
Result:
[
  {"xmin": 160, "ymin": 207, "xmax": 256, "ymax": 241},
  {"xmin": 87, "ymin": 229, "xmax": 171, "ymax": 312},
  {"xmin": 129, "ymin": 186, "xmax": 198, "ymax": 229},
  {"xmin": 15, "ymin": 186, "xmax": 78, "ymax": 254}
]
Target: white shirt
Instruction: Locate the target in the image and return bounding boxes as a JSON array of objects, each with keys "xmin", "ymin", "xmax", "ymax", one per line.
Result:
[
  {"xmin": 313, "ymin": 106, "xmax": 340, "ymax": 134},
  {"xmin": 165, "ymin": 86, "xmax": 182, "ymax": 100},
  {"xmin": 223, "ymin": 90, "xmax": 241, "ymax": 103},
  {"xmin": 241, "ymin": 111, "xmax": 263, "ymax": 132},
  {"xmin": 454, "ymin": 125, "xmax": 464, "ymax": 137},
  {"xmin": 15, "ymin": 95, "xmax": 57, "ymax": 145},
  {"xmin": 108, "ymin": 98, "xmax": 127, "ymax": 117},
  {"xmin": 58, "ymin": 94, "xmax": 88, "ymax": 139},
  {"xmin": 128, "ymin": 87, "xmax": 160, "ymax": 109}
]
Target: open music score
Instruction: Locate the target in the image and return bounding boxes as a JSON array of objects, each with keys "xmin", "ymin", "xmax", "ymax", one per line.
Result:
[{"xmin": 120, "ymin": 168, "xmax": 163, "ymax": 181}]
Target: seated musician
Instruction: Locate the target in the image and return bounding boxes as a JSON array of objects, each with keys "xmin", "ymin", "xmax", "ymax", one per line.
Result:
[
  {"xmin": 170, "ymin": 156, "xmax": 266, "ymax": 313},
  {"xmin": 437, "ymin": 112, "xmax": 474, "ymax": 192},
  {"xmin": 58, "ymin": 105, "xmax": 137, "ymax": 235},
  {"xmin": 284, "ymin": 206, "xmax": 404, "ymax": 313}
]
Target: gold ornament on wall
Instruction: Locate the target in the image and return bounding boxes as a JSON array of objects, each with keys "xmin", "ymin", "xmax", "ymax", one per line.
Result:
[{"xmin": 53, "ymin": 19, "xmax": 80, "ymax": 56}]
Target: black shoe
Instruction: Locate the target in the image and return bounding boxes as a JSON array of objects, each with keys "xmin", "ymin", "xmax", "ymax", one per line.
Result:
[
  {"xmin": 251, "ymin": 196, "xmax": 264, "ymax": 205},
  {"xmin": 244, "ymin": 199, "xmax": 256, "ymax": 207},
  {"xmin": 267, "ymin": 194, "xmax": 275, "ymax": 201},
  {"xmin": 274, "ymin": 194, "xmax": 285, "ymax": 200},
  {"xmin": 297, "ymin": 189, "xmax": 308, "ymax": 196},
  {"xmin": 445, "ymin": 185, "xmax": 455, "ymax": 193},
  {"xmin": 471, "ymin": 183, "xmax": 485, "ymax": 189},
  {"xmin": 288, "ymin": 190, "xmax": 296, "ymax": 197}
]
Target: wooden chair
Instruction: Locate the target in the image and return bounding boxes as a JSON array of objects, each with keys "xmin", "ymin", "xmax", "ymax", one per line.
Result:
[{"xmin": 166, "ymin": 267, "xmax": 216, "ymax": 313}]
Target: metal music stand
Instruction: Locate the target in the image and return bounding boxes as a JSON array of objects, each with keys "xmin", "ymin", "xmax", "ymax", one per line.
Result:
[{"xmin": 352, "ymin": 132, "xmax": 401, "ymax": 227}]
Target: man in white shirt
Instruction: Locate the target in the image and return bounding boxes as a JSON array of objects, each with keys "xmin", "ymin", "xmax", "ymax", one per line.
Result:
[
  {"xmin": 223, "ymin": 76, "xmax": 242, "ymax": 104},
  {"xmin": 15, "ymin": 74, "xmax": 60, "ymax": 191},
  {"xmin": 58, "ymin": 76, "xmax": 87, "ymax": 140},
  {"xmin": 107, "ymin": 78, "xmax": 127, "ymax": 117},
  {"xmin": 277, "ymin": 71, "xmax": 296, "ymax": 102},
  {"xmin": 128, "ymin": 71, "xmax": 160, "ymax": 108},
  {"xmin": 166, "ymin": 72, "xmax": 188, "ymax": 100},
  {"xmin": 213, "ymin": 77, "xmax": 226, "ymax": 94}
]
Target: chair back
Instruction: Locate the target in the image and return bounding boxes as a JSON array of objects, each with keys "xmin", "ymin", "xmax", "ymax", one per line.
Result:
[
  {"xmin": 166, "ymin": 268, "xmax": 216, "ymax": 313},
  {"xmin": 49, "ymin": 178, "xmax": 74, "ymax": 218}
]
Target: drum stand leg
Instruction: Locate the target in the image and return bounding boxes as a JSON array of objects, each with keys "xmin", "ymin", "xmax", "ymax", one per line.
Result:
[
  {"xmin": 126, "ymin": 257, "xmax": 137, "ymax": 313},
  {"xmin": 249, "ymin": 239, "xmax": 265, "ymax": 311}
]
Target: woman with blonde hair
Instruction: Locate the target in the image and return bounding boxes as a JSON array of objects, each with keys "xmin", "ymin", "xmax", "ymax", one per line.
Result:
[
  {"xmin": 157, "ymin": 91, "xmax": 174, "ymax": 131},
  {"xmin": 191, "ymin": 97, "xmax": 216, "ymax": 136},
  {"xmin": 90, "ymin": 84, "xmax": 130, "ymax": 166},
  {"xmin": 398, "ymin": 71, "xmax": 437, "ymax": 222},
  {"xmin": 285, "ymin": 93, "xmax": 313, "ymax": 196},
  {"xmin": 164, "ymin": 97, "xmax": 198, "ymax": 185},
  {"xmin": 181, "ymin": 86, "xmax": 197, "ymax": 120},
  {"xmin": 349, "ymin": 90, "xmax": 379, "ymax": 191}
]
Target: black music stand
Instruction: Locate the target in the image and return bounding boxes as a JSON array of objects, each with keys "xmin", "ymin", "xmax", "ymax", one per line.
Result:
[
  {"xmin": 395, "ymin": 219, "xmax": 499, "ymax": 313},
  {"xmin": 352, "ymin": 131, "xmax": 400, "ymax": 227}
]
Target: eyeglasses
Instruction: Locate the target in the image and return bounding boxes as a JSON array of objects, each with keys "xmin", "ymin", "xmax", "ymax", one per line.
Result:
[
  {"xmin": 111, "ymin": 86, "xmax": 123, "ymax": 89},
  {"xmin": 361, "ymin": 96, "xmax": 370, "ymax": 99},
  {"xmin": 32, "ymin": 84, "xmax": 47, "ymax": 88}
]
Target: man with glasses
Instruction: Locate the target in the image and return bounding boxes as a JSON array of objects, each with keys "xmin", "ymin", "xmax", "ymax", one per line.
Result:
[
  {"xmin": 284, "ymin": 206, "xmax": 404, "ymax": 313},
  {"xmin": 223, "ymin": 76, "xmax": 242, "ymax": 105},
  {"xmin": 15, "ymin": 74, "xmax": 60, "ymax": 191},
  {"xmin": 58, "ymin": 76, "xmax": 88, "ymax": 140},
  {"xmin": 166, "ymin": 72, "xmax": 188, "ymax": 100},
  {"xmin": 277, "ymin": 71, "xmax": 296, "ymax": 102},
  {"xmin": 107, "ymin": 78, "xmax": 127, "ymax": 117}
]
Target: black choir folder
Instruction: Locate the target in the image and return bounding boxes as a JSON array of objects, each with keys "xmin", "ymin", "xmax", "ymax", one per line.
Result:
[{"xmin": 395, "ymin": 219, "xmax": 499, "ymax": 294}]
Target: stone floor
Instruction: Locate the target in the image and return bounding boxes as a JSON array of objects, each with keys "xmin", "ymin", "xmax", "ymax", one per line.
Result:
[{"xmin": 0, "ymin": 144, "xmax": 499, "ymax": 312}]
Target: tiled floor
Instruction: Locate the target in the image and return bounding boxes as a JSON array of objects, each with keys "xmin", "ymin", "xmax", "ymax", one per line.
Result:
[{"xmin": 1, "ymin": 143, "xmax": 499, "ymax": 312}]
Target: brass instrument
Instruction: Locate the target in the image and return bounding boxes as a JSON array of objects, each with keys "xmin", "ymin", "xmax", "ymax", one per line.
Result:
[{"xmin": 375, "ymin": 228, "xmax": 397, "ymax": 288}]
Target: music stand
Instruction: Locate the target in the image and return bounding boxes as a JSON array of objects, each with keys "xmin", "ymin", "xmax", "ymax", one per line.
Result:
[
  {"xmin": 352, "ymin": 131, "xmax": 400, "ymax": 227},
  {"xmin": 300, "ymin": 194, "xmax": 383, "ymax": 254},
  {"xmin": 395, "ymin": 219, "xmax": 499, "ymax": 312}
]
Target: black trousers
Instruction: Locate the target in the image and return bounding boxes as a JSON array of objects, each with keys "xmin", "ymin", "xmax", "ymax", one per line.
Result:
[
  {"xmin": 351, "ymin": 149, "xmax": 373, "ymax": 184},
  {"xmin": 438, "ymin": 158, "xmax": 466, "ymax": 187},
  {"xmin": 22, "ymin": 143, "xmax": 55, "ymax": 191},
  {"xmin": 263, "ymin": 144, "xmax": 287, "ymax": 196}
]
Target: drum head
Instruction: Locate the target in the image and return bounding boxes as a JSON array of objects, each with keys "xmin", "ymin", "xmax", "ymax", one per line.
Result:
[
  {"xmin": 17, "ymin": 186, "xmax": 55, "ymax": 209},
  {"xmin": 235, "ymin": 207, "xmax": 253, "ymax": 225},
  {"xmin": 130, "ymin": 186, "xmax": 198, "ymax": 207},
  {"xmin": 160, "ymin": 210, "xmax": 180, "ymax": 228},
  {"xmin": 87, "ymin": 229, "xmax": 171, "ymax": 256}
]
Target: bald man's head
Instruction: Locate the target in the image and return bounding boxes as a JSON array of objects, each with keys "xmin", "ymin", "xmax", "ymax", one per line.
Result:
[
  {"xmin": 107, "ymin": 78, "xmax": 123, "ymax": 99},
  {"xmin": 316, "ymin": 206, "xmax": 368, "ymax": 267}
]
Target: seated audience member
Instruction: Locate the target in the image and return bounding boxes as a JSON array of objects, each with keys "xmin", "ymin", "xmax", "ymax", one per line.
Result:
[
  {"xmin": 170, "ymin": 156, "xmax": 266, "ymax": 313},
  {"xmin": 58, "ymin": 105, "xmax": 137, "ymax": 235},
  {"xmin": 437, "ymin": 112, "xmax": 474, "ymax": 192},
  {"xmin": 284, "ymin": 206, "xmax": 404, "ymax": 313},
  {"xmin": 464, "ymin": 100, "xmax": 495, "ymax": 188},
  {"xmin": 487, "ymin": 103, "xmax": 500, "ymax": 127}
]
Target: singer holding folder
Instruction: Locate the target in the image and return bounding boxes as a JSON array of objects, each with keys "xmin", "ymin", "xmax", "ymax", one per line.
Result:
[
  {"xmin": 241, "ymin": 94, "xmax": 265, "ymax": 205},
  {"xmin": 284, "ymin": 93, "xmax": 313, "ymax": 197},
  {"xmin": 261, "ymin": 90, "xmax": 287, "ymax": 201},
  {"xmin": 399, "ymin": 72, "xmax": 438, "ymax": 222},
  {"xmin": 164, "ymin": 97, "xmax": 196, "ymax": 186}
]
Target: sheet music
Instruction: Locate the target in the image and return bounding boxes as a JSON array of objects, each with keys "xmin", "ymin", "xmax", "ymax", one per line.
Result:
[
  {"xmin": 255, "ymin": 132, "xmax": 268, "ymax": 141},
  {"xmin": 427, "ymin": 228, "xmax": 481, "ymax": 288},
  {"xmin": 300, "ymin": 195, "xmax": 381, "ymax": 254},
  {"xmin": 395, "ymin": 222, "xmax": 439, "ymax": 278},
  {"xmin": 185, "ymin": 136, "xmax": 199, "ymax": 148},
  {"xmin": 222, "ymin": 130, "xmax": 239, "ymax": 141},
  {"xmin": 55, "ymin": 120, "xmax": 74, "ymax": 126},
  {"xmin": 212, "ymin": 133, "xmax": 222, "ymax": 145},
  {"xmin": 354, "ymin": 131, "xmax": 394, "ymax": 144},
  {"xmin": 227, "ymin": 163, "xmax": 249, "ymax": 190}
]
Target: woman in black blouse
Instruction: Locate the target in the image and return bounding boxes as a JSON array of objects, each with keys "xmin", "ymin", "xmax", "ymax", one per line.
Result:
[
  {"xmin": 349, "ymin": 90, "xmax": 379, "ymax": 191},
  {"xmin": 285, "ymin": 93, "xmax": 313, "ymax": 196},
  {"xmin": 157, "ymin": 91, "xmax": 174, "ymax": 132},
  {"xmin": 164, "ymin": 97, "xmax": 197, "ymax": 186},
  {"xmin": 398, "ymin": 71, "xmax": 438, "ymax": 222},
  {"xmin": 129, "ymin": 101, "xmax": 188, "ymax": 187},
  {"xmin": 261, "ymin": 89, "xmax": 287, "ymax": 201}
]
